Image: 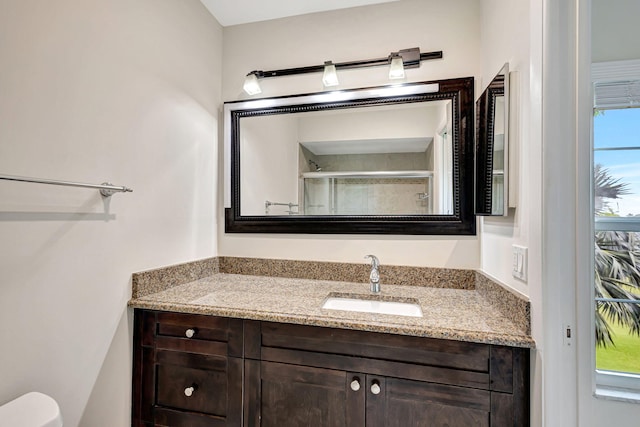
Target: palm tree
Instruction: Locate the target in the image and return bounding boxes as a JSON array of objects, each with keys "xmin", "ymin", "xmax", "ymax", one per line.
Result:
[
  {"xmin": 594, "ymin": 164, "xmax": 640, "ymax": 347},
  {"xmin": 595, "ymin": 231, "xmax": 640, "ymax": 347},
  {"xmin": 594, "ymin": 164, "xmax": 630, "ymax": 213}
]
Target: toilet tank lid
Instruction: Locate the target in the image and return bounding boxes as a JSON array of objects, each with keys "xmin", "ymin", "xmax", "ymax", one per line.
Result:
[{"xmin": 0, "ymin": 392, "xmax": 62, "ymax": 427}]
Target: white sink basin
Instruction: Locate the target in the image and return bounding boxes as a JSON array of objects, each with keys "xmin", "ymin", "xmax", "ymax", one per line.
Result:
[{"xmin": 322, "ymin": 296, "xmax": 423, "ymax": 317}]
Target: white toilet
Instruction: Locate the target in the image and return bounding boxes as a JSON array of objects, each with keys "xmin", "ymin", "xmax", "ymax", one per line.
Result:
[{"xmin": 0, "ymin": 392, "xmax": 62, "ymax": 427}]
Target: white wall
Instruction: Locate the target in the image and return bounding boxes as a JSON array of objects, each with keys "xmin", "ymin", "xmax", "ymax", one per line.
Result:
[
  {"xmin": 592, "ymin": 0, "xmax": 640, "ymax": 63},
  {"xmin": 0, "ymin": 1, "xmax": 222, "ymax": 426},
  {"xmin": 574, "ymin": 0, "xmax": 640, "ymax": 425},
  {"xmin": 531, "ymin": 0, "xmax": 640, "ymax": 425},
  {"xmin": 219, "ymin": 0, "xmax": 481, "ymax": 268},
  {"xmin": 478, "ymin": 1, "xmax": 543, "ymax": 425},
  {"xmin": 298, "ymin": 105, "xmax": 440, "ymax": 144},
  {"xmin": 478, "ymin": 0, "xmax": 533, "ymax": 298}
]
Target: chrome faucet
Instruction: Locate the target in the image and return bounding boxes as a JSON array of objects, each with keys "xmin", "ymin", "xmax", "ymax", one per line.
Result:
[{"xmin": 364, "ymin": 255, "xmax": 381, "ymax": 293}]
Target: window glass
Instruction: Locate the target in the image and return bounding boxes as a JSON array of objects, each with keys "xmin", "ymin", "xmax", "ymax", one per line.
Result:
[
  {"xmin": 594, "ymin": 108, "xmax": 640, "ymax": 218},
  {"xmin": 593, "ymin": 107, "xmax": 640, "ymax": 379}
]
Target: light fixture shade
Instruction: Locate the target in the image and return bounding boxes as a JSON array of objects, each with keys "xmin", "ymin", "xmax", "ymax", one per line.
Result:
[
  {"xmin": 243, "ymin": 73, "xmax": 262, "ymax": 95},
  {"xmin": 388, "ymin": 54, "xmax": 405, "ymax": 80},
  {"xmin": 322, "ymin": 61, "xmax": 339, "ymax": 87}
]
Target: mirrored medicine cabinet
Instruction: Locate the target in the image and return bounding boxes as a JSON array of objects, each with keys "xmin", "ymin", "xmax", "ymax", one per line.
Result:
[
  {"xmin": 224, "ymin": 77, "xmax": 476, "ymax": 235},
  {"xmin": 475, "ymin": 63, "xmax": 510, "ymax": 216}
]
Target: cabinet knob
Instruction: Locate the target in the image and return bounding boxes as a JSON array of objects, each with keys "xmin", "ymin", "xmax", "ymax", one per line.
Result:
[
  {"xmin": 185, "ymin": 328, "xmax": 196, "ymax": 338},
  {"xmin": 184, "ymin": 386, "xmax": 196, "ymax": 397},
  {"xmin": 350, "ymin": 378, "xmax": 361, "ymax": 392},
  {"xmin": 370, "ymin": 381, "xmax": 381, "ymax": 395}
]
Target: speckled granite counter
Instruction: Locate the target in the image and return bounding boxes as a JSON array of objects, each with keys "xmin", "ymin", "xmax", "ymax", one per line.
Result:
[{"xmin": 128, "ymin": 257, "xmax": 535, "ymax": 348}]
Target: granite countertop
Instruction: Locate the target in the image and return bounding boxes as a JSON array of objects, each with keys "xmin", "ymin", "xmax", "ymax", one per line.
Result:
[{"xmin": 128, "ymin": 271, "xmax": 535, "ymax": 348}]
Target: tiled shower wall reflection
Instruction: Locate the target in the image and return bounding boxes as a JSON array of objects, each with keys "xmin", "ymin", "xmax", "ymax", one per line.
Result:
[
  {"xmin": 301, "ymin": 150, "xmax": 433, "ymax": 215},
  {"xmin": 304, "ymin": 177, "xmax": 431, "ymax": 215},
  {"xmin": 315, "ymin": 151, "xmax": 432, "ymax": 172}
]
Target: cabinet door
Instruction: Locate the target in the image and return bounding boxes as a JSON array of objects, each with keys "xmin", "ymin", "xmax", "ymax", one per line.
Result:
[
  {"xmin": 366, "ymin": 375, "xmax": 491, "ymax": 427},
  {"xmin": 247, "ymin": 360, "xmax": 364, "ymax": 427}
]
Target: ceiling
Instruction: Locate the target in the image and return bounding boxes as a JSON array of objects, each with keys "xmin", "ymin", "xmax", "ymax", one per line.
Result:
[
  {"xmin": 301, "ymin": 138, "xmax": 432, "ymax": 156},
  {"xmin": 199, "ymin": 0, "xmax": 401, "ymax": 27}
]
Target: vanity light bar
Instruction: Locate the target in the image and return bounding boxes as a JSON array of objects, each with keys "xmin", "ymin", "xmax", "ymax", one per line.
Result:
[{"xmin": 243, "ymin": 48, "xmax": 442, "ymax": 94}]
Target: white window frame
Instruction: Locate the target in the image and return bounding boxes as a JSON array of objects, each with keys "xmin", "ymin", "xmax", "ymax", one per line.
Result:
[
  {"xmin": 592, "ymin": 59, "xmax": 640, "ymax": 400},
  {"xmin": 594, "ymin": 217, "xmax": 640, "ymax": 399}
]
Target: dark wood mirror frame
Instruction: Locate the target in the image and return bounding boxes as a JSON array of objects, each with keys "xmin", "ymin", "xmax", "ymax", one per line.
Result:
[
  {"xmin": 475, "ymin": 64, "xmax": 509, "ymax": 216},
  {"xmin": 224, "ymin": 77, "xmax": 475, "ymax": 235}
]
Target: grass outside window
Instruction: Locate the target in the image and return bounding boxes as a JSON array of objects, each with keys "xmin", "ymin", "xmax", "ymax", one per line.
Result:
[{"xmin": 596, "ymin": 313, "xmax": 640, "ymax": 374}]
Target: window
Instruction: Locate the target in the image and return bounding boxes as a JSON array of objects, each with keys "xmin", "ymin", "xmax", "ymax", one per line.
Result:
[{"xmin": 593, "ymin": 72, "xmax": 640, "ymax": 396}]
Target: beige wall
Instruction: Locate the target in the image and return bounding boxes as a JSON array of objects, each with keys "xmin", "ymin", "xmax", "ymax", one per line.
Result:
[
  {"xmin": 240, "ymin": 115, "xmax": 299, "ymax": 215},
  {"xmin": 219, "ymin": 0, "xmax": 481, "ymax": 268},
  {"xmin": 0, "ymin": 1, "xmax": 222, "ymax": 426}
]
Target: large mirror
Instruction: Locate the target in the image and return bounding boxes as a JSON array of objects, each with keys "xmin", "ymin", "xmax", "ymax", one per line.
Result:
[
  {"xmin": 475, "ymin": 63, "xmax": 509, "ymax": 216},
  {"xmin": 224, "ymin": 77, "xmax": 475, "ymax": 234}
]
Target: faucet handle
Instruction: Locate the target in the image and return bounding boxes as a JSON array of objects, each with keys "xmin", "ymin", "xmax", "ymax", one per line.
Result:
[
  {"xmin": 364, "ymin": 254, "xmax": 380, "ymax": 268},
  {"xmin": 365, "ymin": 255, "xmax": 381, "ymax": 293}
]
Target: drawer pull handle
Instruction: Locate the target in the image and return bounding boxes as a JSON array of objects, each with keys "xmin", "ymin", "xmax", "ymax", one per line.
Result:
[
  {"xmin": 184, "ymin": 386, "xmax": 196, "ymax": 397},
  {"xmin": 370, "ymin": 381, "xmax": 381, "ymax": 395},
  {"xmin": 350, "ymin": 378, "xmax": 361, "ymax": 392},
  {"xmin": 185, "ymin": 328, "xmax": 196, "ymax": 338}
]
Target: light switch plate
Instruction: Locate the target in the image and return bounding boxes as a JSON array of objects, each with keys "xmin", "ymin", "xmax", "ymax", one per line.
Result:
[{"xmin": 512, "ymin": 245, "xmax": 527, "ymax": 282}]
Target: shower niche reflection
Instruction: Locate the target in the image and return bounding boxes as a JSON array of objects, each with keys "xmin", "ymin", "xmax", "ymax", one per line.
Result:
[{"xmin": 300, "ymin": 146, "xmax": 437, "ymax": 216}]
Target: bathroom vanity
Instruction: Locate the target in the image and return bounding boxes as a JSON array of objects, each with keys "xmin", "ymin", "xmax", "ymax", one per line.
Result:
[
  {"xmin": 129, "ymin": 258, "xmax": 533, "ymax": 427},
  {"xmin": 132, "ymin": 310, "xmax": 528, "ymax": 427}
]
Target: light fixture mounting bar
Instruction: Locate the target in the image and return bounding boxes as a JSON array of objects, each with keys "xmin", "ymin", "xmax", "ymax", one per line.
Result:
[{"xmin": 251, "ymin": 48, "xmax": 442, "ymax": 79}]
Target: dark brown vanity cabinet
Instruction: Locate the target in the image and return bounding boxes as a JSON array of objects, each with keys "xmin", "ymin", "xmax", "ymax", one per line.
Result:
[
  {"xmin": 247, "ymin": 359, "xmax": 494, "ymax": 427},
  {"xmin": 132, "ymin": 310, "xmax": 243, "ymax": 427},
  {"xmin": 132, "ymin": 310, "xmax": 529, "ymax": 427},
  {"xmin": 246, "ymin": 322, "xmax": 529, "ymax": 427}
]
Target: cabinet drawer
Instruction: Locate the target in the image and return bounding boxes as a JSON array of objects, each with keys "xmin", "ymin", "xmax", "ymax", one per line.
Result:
[
  {"xmin": 157, "ymin": 312, "xmax": 230, "ymax": 341},
  {"xmin": 261, "ymin": 346, "xmax": 490, "ymax": 390},
  {"xmin": 260, "ymin": 322, "xmax": 489, "ymax": 372},
  {"xmin": 157, "ymin": 363, "xmax": 227, "ymax": 416},
  {"xmin": 155, "ymin": 350, "xmax": 237, "ymax": 418},
  {"xmin": 155, "ymin": 312, "xmax": 243, "ymax": 357}
]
